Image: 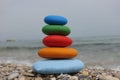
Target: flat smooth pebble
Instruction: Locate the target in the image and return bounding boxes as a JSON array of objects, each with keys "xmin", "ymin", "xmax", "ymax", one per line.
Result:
[
  {"xmin": 43, "ymin": 35, "xmax": 72, "ymax": 47},
  {"xmin": 38, "ymin": 47, "xmax": 78, "ymax": 58},
  {"xmin": 42, "ymin": 25, "xmax": 71, "ymax": 36},
  {"xmin": 32, "ymin": 59, "xmax": 84, "ymax": 74},
  {"xmin": 44, "ymin": 15, "xmax": 67, "ymax": 25}
]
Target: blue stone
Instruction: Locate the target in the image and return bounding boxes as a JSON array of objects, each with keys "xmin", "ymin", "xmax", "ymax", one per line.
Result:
[
  {"xmin": 44, "ymin": 15, "xmax": 68, "ymax": 25},
  {"xmin": 32, "ymin": 59, "xmax": 84, "ymax": 74}
]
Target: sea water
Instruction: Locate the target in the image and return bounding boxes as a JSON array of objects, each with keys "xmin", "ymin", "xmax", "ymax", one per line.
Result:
[{"xmin": 0, "ymin": 36, "xmax": 120, "ymax": 70}]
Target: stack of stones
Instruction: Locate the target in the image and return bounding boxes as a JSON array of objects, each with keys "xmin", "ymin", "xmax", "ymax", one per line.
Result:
[{"xmin": 32, "ymin": 15, "xmax": 84, "ymax": 74}]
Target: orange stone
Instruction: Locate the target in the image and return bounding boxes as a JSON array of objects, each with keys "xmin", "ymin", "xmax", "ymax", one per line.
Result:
[{"xmin": 38, "ymin": 47, "xmax": 78, "ymax": 59}]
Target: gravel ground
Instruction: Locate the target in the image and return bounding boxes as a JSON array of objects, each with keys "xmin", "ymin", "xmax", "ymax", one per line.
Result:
[{"xmin": 0, "ymin": 63, "xmax": 120, "ymax": 80}]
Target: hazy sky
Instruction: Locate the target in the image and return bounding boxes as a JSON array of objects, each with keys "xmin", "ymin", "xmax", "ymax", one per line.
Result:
[{"xmin": 0, "ymin": 0, "xmax": 120, "ymax": 40}]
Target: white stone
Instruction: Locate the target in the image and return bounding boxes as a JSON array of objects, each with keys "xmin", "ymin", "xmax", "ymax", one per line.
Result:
[
  {"xmin": 8, "ymin": 72, "xmax": 19, "ymax": 80},
  {"xmin": 70, "ymin": 76, "xmax": 78, "ymax": 80}
]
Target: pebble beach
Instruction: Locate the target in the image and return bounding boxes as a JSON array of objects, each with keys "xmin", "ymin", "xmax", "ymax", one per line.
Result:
[{"xmin": 0, "ymin": 63, "xmax": 120, "ymax": 80}]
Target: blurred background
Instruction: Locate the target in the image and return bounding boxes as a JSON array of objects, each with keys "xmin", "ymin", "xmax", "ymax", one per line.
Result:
[
  {"xmin": 0, "ymin": 0, "xmax": 120, "ymax": 69},
  {"xmin": 0, "ymin": 0, "xmax": 120, "ymax": 40}
]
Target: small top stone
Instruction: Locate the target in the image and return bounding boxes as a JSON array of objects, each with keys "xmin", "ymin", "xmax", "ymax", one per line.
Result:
[{"xmin": 44, "ymin": 15, "xmax": 68, "ymax": 25}]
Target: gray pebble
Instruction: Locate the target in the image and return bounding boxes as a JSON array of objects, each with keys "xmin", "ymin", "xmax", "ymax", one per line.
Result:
[{"xmin": 8, "ymin": 72, "xmax": 19, "ymax": 80}]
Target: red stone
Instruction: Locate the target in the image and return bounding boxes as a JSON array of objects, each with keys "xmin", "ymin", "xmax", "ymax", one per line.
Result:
[{"xmin": 43, "ymin": 35, "xmax": 72, "ymax": 47}]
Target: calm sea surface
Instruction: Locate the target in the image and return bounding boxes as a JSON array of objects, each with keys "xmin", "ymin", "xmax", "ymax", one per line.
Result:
[{"xmin": 0, "ymin": 36, "xmax": 120, "ymax": 70}]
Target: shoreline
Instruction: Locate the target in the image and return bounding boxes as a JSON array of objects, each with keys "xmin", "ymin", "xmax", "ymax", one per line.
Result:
[{"xmin": 0, "ymin": 63, "xmax": 120, "ymax": 80}]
